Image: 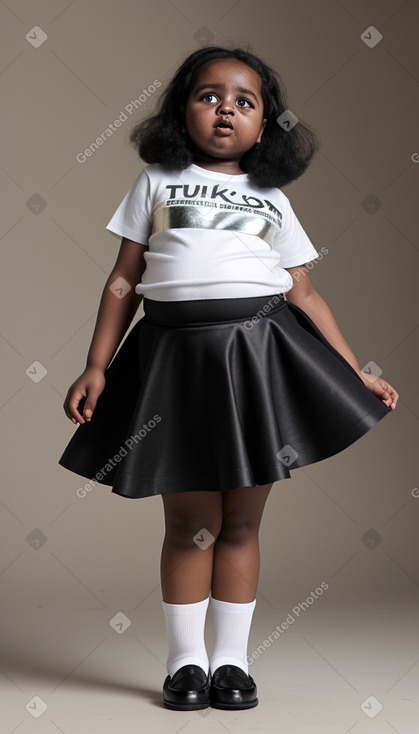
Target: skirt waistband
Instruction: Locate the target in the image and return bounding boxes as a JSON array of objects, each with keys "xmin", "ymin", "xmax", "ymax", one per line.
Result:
[{"xmin": 142, "ymin": 293, "xmax": 287, "ymax": 326}]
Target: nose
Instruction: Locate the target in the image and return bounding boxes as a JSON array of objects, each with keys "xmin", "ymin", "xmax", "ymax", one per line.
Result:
[{"xmin": 216, "ymin": 97, "xmax": 234, "ymax": 115}]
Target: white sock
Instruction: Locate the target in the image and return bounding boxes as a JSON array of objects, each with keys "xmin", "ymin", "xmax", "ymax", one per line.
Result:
[
  {"xmin": 210, "ymin": 596, "xmax": 257, "ymax": 675},
  {"xmin": 161, "ymin": 596, "xmax": 210, "ymax": 678}
]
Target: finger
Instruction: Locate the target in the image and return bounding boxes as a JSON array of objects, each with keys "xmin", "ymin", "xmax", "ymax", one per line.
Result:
[
  {"xmin": 63, "ymin": 403, "xmax": 79, "ymax": 424},
  {"xmin": 378, "ymin": 380, "xmax": 394, "ymax": 399},
  {"xmin": 63, "ymin": 394, "xmax": 80, "ymax": 424},
  {"xmin": 82, "ymin": 391, "xmax": 102, "ymax": 421},
  {"xmin": 367, "ymin": 380, "xmax": 395, "ymax": 409},
  {"xmin": 388, "ymin": 386, "xmax": 399, "ymax": 400},
  {"xmin": 67, "ymin": 392, "xmax": 88, "ymax": 424},
  {"xmin": 63, "ymin": 404, "xmax": 83, "ymax": 424},
  {"xmin": 382, "ymin": 383, "xmax": 398, "ymax": 403},
  {"xmin": 380, "ymin": 382, "xmax": 399, "ymax": 409},
  {"xmin": 388, "ymin": 387, "xmax": 399, "ymax": 408}
]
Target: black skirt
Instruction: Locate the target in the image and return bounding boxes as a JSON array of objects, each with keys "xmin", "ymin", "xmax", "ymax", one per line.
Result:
[{"xmin": 58, "ymin": 293, "xmax": 391, "ymax": 498}]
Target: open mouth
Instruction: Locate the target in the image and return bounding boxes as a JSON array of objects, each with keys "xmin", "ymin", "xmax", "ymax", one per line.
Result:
[{"xmin": 214, "ymin": 120, "xmax": 233, "ymax": 130}]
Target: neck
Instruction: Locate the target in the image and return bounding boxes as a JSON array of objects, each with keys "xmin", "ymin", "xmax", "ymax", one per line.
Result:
[{"xmin": 192, "ymin": 158, "xmax": 244, "ymax": 175}]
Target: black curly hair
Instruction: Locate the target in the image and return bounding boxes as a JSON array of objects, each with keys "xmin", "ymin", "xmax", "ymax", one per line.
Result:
[{"xmin": 129, "ymin": 44, "xmax": 319, "ymax": 189}]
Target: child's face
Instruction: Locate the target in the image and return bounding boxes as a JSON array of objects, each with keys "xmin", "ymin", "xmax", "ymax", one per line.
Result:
[{"xmin": 180, "ymin": 58, "xmax": 267, "ymax": 170}]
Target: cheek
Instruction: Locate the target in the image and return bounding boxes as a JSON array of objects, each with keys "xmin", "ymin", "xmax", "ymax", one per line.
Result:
[
  {"xmin": 191, "ymin": 109, "xmax": 207, "ymax": 126},
  {"xmin": 247, "ymin": 118, "xmax": 264, "ymax": 138},
  {"xmin": 187, "ymin": 111, "xmax": 210, "ymax": 137}
]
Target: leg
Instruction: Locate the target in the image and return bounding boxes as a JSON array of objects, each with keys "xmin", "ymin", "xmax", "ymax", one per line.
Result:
[
  {"xmin": 160, "ymin": 490, "xmax": 223, "ymax": 688},
  {"xmin": 209, "ymin": 482, "xmax": 273, "ymax": 700},
  {"xmin": 160, "ymin": 490, "xmax": 223, "ymax": 603},
  {"xmin": 211, "ymin": 483, "xmax": 273, "ymax": 602}
]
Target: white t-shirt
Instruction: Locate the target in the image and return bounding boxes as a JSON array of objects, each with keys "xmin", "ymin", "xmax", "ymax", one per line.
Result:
[{"xmin": 105, "ymin": 162, "xmax": 319, "ymax": 301}]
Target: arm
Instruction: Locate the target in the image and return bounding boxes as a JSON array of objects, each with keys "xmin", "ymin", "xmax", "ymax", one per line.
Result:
[
  {"xmin": 85, "ymin": 238, "xmax": 147, "ymax": 371},
  {"xmin": 285, "ymin": 265, "xmax": 399, "ymax": 409},
  {"xmin": 63, "ymin": 237, "xmax": 148, "ymax": 424}
]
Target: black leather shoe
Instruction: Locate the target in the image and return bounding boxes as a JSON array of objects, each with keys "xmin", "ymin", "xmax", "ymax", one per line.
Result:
[
  {"xmin": 163, "ymin": 664, "xmax": 210, "ymax": 710},
  {"xmin": 210, "ymin": 664, "xmax": 258, "ymax": 709}
]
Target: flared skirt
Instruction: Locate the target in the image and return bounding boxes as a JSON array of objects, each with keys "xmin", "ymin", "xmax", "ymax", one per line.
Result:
[{"xmin": 58, "ymin": 293, "xmax": 390, "ymax": 498}]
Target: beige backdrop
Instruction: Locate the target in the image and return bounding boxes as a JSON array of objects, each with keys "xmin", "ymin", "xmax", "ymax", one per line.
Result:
[{"xmin": 1, "ymin": 0, "xmax": 418, "ymax": 731}]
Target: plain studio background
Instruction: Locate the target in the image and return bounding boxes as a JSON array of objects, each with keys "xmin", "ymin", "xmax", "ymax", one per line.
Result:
[{"xmin": 1, "ymin": 0, "xmax": 418, "ymax": 732}]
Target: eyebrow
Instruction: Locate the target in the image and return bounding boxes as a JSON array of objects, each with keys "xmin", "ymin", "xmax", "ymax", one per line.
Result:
[{"xmin": 193, "ymin": 83, "xmax": 259, "ymax": 104}]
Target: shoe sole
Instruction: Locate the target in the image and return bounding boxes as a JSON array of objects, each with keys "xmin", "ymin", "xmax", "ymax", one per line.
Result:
[
  {"xmin": 210, "ymin": 697, "xmax": 259, "ymax": 710},
  {"xmin": 163, "ymin": 700, "xmax": 210, "ymax": 710}
]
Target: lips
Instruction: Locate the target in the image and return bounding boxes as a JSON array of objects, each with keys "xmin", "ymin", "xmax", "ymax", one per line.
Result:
[
  {"xmin": 214, "ymin": 119, "xmax": 233, "ymax": 129},
  {"xmin": 214, "ymin": 126, "xmax": 233, "ymax": 137}
]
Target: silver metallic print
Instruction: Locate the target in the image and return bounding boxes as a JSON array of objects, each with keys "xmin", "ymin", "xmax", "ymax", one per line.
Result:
[{"xmin": 152, "ymin": 202, "xmax": 279, "ymax": 246}]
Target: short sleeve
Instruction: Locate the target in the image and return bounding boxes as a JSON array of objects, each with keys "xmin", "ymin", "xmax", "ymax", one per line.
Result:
[
  {"xmin": 272, "ymin": 194, "xmax": 319, "ymax": 268},
  {"xmin": 105, "ymin": 168, "xmax": 152, "ymax": 244}
]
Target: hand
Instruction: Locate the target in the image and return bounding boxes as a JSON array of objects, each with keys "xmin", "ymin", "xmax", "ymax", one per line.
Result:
[
  {"xmin": 63, "ymin": 366, "xmax": 106, "ymax": 425},
  {"xmin": 358, "ymin": 370, "xmax": 399, "ymax": 410}
]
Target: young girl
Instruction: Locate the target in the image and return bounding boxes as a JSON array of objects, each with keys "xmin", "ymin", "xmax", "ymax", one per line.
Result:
[{"xmin": 59, "ymin": 45, "xmax": 398, "ymax": 711}]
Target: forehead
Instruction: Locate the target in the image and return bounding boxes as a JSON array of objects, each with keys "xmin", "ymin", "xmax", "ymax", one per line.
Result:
[{"xmin": 191, "ymin": 58, "xmax": 263, "ymax": 95}]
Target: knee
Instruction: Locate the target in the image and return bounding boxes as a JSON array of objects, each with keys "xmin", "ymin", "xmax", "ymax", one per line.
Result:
[
  {"xmin": 165, "ymin": 516, "xmax": 222, "ymax": 547},
  {"xmin": 217, "ymin": 515, "xmax": 259, "ymax": 546}
]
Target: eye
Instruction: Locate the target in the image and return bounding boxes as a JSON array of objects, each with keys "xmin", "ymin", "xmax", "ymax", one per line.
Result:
[
  {"xmin": 201, "ymin": 93, "xmax": 218, "ymax": 103},
  {"xmin": 237, "ymin": 98, "xmax": 253, "ymax": 108}
]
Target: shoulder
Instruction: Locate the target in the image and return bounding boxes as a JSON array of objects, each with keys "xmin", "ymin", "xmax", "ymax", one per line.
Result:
[
  {"xmin": 253, "ymin": 180, "xmax": 291, "ymax": 206},
  {"xmin": 256, "ymin": 183, "xmax": 292, "ymax": 220},
  {"xmin": 126, "ymin": 164, "xmax": 169, "ymax": 194},
  {"xmin": 135, "ymin": 163, "xmax": 189, "ymax": 191},
  {"xmin": 141, "ymin": 162, "xmax": 185, "ymax": 179},
  {"xmin": 269, "ymin": 186, "xmax": 291, "ymax": 207}
]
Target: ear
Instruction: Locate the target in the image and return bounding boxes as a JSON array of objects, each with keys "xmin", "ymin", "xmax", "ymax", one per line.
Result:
[{"xmin": 256, "ymin": 118, "xmax": 267, "ymax": 143}]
